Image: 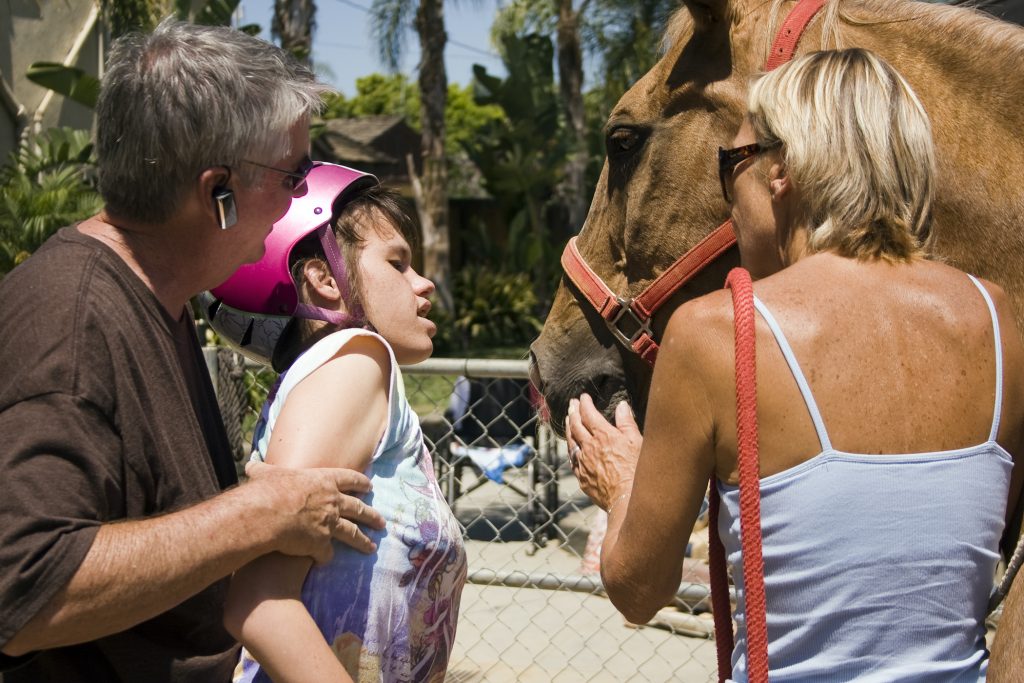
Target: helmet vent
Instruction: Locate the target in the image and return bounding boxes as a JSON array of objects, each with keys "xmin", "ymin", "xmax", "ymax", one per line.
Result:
[{"xmin": 241, "ymin": 319, "xmax": 254, "ymax": 347}]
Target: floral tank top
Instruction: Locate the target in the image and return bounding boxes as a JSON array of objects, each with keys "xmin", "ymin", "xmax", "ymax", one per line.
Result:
[{"xmin": 234, "ymin": 329, "xmax": 467, "ymax": 683}]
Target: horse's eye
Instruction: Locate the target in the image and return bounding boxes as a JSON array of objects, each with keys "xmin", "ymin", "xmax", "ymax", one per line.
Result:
[{"xmin": 607, "ymin": 126, "xmax": 643, "ymax": 155}]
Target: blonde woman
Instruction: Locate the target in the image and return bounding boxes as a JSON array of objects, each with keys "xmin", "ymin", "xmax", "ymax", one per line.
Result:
[{"xmin": 567, "ymin": 48, "xmax": 1024, "ymax": 680}]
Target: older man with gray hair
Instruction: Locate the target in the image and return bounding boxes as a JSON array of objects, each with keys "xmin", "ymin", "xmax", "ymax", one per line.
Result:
[{"xmin": 0, "ymin": 20, "xmax": 384, "ymax": 682}]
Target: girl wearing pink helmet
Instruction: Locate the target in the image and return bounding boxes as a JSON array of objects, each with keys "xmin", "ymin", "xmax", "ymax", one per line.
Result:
[{"xmin": 209, "ymin": 163, "xmax": 466, "ymax": 683}]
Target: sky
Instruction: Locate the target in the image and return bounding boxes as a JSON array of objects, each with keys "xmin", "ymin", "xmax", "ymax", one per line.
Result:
[{"xmin": 238, "ymin": 0, "xmax": 509, "ymax": 97}]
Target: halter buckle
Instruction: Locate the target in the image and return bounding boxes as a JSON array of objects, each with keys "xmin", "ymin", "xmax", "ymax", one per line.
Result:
[{"xmin": 607, "ymin": 297, "xmax": 653, "ymax": 348}]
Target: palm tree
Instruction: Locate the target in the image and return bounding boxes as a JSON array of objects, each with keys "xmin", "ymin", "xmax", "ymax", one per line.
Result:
[
  {"xmin": 272, "ymin": 0, "xmax": 316, "ymax": 66},
  {"xmin": 371, "ymin": 0, "xmax": 454, "ymax": 313},
  {"xmin": 555, "ymin": 0, "xmax": 588, "ymax": 233},
  {"xmin": 490, "ymin": 0, "xmax": 587, "ymax": 232},
  {"xmin": 492, "ymin": 0, "xmax": 675, "ymax": 232}
]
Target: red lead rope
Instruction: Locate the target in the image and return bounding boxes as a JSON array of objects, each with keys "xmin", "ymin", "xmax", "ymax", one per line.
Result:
[
  {"xmin": 709, "ymin": 268, "xmax": 769, "ymax": 683},
  {"xmin": 707, "ymin": 4, "xmax": 828, "ymax": 680}
]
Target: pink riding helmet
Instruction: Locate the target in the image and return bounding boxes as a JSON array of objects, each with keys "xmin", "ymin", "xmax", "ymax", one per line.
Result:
[{"xmin": 199, "ymin": 162, "xmax": 378, "ymax": 368}]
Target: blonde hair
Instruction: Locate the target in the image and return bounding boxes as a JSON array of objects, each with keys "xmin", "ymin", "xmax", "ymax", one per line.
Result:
[{"xmin": 747, "ymin": 48, "xmax": 935, "ymax": 261}]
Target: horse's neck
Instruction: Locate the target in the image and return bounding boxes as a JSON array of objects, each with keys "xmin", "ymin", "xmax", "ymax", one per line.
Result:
[
  {"xmin": 838, "ymin": 0, "xmax": 1024, "ymax": 320},
  {"xmin": 838, "ymin": 0, "xmax": 1024, "ymax": 129}
]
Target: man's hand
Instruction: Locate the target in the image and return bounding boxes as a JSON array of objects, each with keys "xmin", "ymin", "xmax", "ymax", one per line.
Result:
[{"xmin": 245, "ymin": 461, "xmax": 386, "ymax": 563}]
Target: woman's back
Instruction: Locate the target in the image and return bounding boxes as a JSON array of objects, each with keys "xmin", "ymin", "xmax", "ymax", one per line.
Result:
[
  {"xmin": 711, "ymin": 254, "xmax": 1024, "ymax": 680},
  {"xmin": 712, "ymin": 253, "xmax": 1024, "ymax": 480}
]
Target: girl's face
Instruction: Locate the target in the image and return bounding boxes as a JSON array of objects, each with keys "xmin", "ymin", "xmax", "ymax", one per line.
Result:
[{"xmin": 355, "ymin": 212, "xmax": 436, "ymax": 365}]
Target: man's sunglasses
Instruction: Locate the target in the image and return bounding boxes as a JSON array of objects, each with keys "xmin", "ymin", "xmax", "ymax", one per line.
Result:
[
  {"xmin": 718, "ymin": 143, "xmax": 770, "ymax": 204},
  {"xmin": 242, "ymin": 155, "xmax": 315, "ymax": 192}
]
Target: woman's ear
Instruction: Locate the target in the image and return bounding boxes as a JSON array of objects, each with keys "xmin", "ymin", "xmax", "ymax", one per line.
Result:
[
  {"xmin": 302, "ymin": 259, "xmax": 345, "ymax": 307},
  {"xmin": 768, "ymin": 162, "xmax": 792, "ymax": 202}
]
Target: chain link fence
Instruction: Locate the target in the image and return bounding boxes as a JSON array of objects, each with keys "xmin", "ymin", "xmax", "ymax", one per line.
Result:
[
  {"xmin": 206, "ymin": 347, "xmax": 720, "ymax": 682},
  {"xmin": 206, "ymin": 344, "xmax": 1019, "ymax": 681}
]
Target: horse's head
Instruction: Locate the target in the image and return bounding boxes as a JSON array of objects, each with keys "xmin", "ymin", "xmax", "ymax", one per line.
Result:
[{"xmin": 532, "ymin": 0, "xmax": 775, "ymax": 432}]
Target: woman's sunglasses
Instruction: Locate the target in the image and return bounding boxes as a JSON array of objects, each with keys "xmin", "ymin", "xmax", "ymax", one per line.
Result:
[{"xmin": 718, "ymin": 143, "xmax": 769, "ymax": 203}]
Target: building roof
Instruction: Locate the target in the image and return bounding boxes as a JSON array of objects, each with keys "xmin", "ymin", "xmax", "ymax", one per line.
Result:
[
  {"xmin": 316, "ymin": 130, "xmax": 393, "ymax": 165},
  {"xmin": 322, "ymin": 114, "xmax": 410, "ymax": 146}
]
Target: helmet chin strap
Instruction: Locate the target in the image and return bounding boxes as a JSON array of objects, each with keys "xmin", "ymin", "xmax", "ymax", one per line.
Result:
[{"xmin": 292, "ymin": 225, "xmax": 366, "ymax": 329}]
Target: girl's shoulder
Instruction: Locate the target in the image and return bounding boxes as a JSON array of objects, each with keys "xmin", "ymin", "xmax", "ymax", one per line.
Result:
[
  {"xmin": 291, "ymin": 328, "xmax": 394, "ymax": 378},
  {"xmin": 274, "ymin": 328, "xmax": 397, "ymax": 408}
]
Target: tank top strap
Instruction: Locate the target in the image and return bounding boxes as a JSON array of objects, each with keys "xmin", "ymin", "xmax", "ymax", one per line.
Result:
[
  {"xmin": 966, "ymin": 274, "xmax": 1003, "ymax": 442},
  {"xmin": 752, "ymin": 296, "xmax": 832, "ymax": 451}
]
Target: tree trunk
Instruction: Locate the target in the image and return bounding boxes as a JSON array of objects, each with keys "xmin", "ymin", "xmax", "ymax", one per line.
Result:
[
  {"xmin": 272, "ymin": 0, "xmax": 316, "ymax": 67},
  {"xmin": 557, "ymin": 0, "xmax": 588, "ymax": 233},
  {"xmin": 414, "ymin": 0, "xmax": 453, "ymax": 313}
]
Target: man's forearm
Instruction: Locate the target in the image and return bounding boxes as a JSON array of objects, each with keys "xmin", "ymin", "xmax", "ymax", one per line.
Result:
[{"xmin": 3, "ymin": 484, "xmax": 275, "ymax": 656}]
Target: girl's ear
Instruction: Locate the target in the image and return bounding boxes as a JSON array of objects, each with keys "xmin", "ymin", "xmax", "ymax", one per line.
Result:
[{"xmin": 302, "ymin": 259, "xmax": 344, "ymax": 305}]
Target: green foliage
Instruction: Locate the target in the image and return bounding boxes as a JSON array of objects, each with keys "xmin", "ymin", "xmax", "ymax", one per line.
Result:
[
  {"xmin": 192, "ymin": 0, "xmax": 244, "ymax": 27},
  {"xmin": 322, "ymin": 75, "xmax": 504, "ymax": 154},
  {"xmin": 444, "ymin": 84, "xmax": 505, "ymax": 158},
  {"xmin": 97, "ymin": 0, "xmax": 243, "ymax": 36},
  {"xmin": 323, "ymin": 73, "xmax": 421, "ymax": 127},
  {"xmin": 26, "ymin": 63, "xmax": 101, "ymax": 110},
  {"xmin": 369, "ymin": 0, "xmax": 416, "ymax": 72},
  {"xmin": 463, "ymin": 33, "xmax": 567, "ymax": 305},
  {"xmin": 101, "ymin": 0, "xmax": 168, "ymax": 37},
  {"xmin": 430, "ymin": 266, "xmax": 543, "ymax": 354},
  {"xmin": 585, "ymin": 0, "xmax": 676, "ymax": 113},
  {"xmin": 0, "ymin": 128, "xmax": 102, "ymax": 276},
  {"xmin": 320, "ymin": 75, "xmax": 504, "ymax": 196},
  {"xmin": 489, "ymin": 0, "xmax": 675, "ymax": 191}
]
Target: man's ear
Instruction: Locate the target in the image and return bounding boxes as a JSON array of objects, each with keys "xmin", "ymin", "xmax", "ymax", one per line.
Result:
[{"xmin": 198, "ymin": 167, "xmax": 233, "ymax": 226}]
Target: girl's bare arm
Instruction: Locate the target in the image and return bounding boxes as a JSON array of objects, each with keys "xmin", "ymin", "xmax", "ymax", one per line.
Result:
[{"xmin": 223, "ymin": 335, "xmax": 391, "ymax": 681}]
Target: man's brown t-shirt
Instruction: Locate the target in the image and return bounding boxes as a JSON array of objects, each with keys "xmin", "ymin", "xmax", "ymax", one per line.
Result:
[{"xmin": 0, "ymin": 227, "xmax": 239, "ymax": 681}]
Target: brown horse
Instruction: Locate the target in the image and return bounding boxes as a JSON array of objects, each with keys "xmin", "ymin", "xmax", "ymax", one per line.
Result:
[{"xmin": 530, "ymin": 0, "xmax": 1024, "ymax": 433}]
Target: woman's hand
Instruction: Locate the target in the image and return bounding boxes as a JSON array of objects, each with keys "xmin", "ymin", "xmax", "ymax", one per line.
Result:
[{"xmin": 565, "ymin": 393, "xmax": 643, "ymax": 511}]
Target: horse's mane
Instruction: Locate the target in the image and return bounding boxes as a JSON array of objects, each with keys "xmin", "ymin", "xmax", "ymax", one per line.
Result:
[{"xmin": 662, "ymin": 0, "xmax": 1024, "ymax": 68}]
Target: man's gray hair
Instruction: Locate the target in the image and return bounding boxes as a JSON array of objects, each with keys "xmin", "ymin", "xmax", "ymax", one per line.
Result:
[{"xmin": 96, "ymin": 19, "xmax": 329, "ymax": 224}]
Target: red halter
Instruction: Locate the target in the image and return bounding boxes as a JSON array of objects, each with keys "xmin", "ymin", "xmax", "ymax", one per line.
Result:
[{"xmin": 559, "ymin": 0, "xmax": 828, "ymax": 367}]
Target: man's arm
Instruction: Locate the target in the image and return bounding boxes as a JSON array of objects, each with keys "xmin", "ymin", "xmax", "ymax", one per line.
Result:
[{"xmin": 2, "ymin": 463, "xmax": 383, "ymax": 657}]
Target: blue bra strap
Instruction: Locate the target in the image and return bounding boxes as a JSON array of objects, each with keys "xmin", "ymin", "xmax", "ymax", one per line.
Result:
[{"xmin": 967, "ymin": 275, "xmax": 1003, "ymax": 443}]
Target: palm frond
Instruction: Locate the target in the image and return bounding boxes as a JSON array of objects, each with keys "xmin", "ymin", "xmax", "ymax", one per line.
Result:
[{"xmin": 370, "ymin": 0, "xmax": 415, "ymax": 71}]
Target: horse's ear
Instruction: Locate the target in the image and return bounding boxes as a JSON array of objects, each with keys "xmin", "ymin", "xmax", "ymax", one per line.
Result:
[{"xmin": 682, "ymin": 0, "xmax": 731, "ymax": 26}]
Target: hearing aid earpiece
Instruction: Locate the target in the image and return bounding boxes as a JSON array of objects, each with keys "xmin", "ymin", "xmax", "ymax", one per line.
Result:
[{"xmin": 213, "ymin": 186, "xmax": 237, "ymax": 230}]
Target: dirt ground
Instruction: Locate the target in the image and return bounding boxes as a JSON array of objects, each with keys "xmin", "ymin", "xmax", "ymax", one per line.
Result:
[{"xmin": 442, "ymin": 459, "xmax": 719, "ymax": 682}]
